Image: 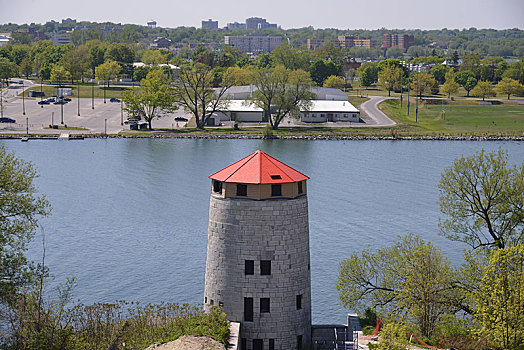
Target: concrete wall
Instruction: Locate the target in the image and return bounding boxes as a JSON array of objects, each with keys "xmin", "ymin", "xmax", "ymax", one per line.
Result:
[{"xmin": 204, "ymin": 195, "xmax": 312, "ymax": 350}]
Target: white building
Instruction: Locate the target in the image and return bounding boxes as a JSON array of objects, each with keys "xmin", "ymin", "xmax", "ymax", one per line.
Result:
[
  {"xmin": 51, "ymin": 32, "xmax": 70, "ymax": 45},
  {"xmin": 0, "ymin": 34, "xmax": 10, "ymax": 47},
  {"xmin": 300, "ymin": 100, "xmax": 360, "ymax": 123}
]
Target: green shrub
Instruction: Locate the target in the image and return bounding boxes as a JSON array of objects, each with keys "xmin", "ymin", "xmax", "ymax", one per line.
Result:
[
  {"xmin": 262, "ymin": 124, "xmax": 274, "ymax": 138},
  {"xmin": 362, "ymin": 325, "xmax": 375, "ymax": 336}
]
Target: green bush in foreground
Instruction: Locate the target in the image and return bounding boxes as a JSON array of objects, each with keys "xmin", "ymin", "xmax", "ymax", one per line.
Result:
[{"xmin": 4, "ymin": 291, "xmax": 229, "ymax": 349}]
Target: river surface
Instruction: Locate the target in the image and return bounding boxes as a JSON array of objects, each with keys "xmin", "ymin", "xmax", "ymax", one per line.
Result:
[{"xmin": 2, "ymin": 138, "xmax": 523, "ymax": 324}]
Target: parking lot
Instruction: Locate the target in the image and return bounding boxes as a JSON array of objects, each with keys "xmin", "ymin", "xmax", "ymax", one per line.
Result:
[{"xmin": 1, "ymin": 83, "xmax": 191, "ymax": 134}]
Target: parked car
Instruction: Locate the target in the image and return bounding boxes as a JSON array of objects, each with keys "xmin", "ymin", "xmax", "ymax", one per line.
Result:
[
  {"xmin": 38, "ymin": 100, "xmax": 50, "ymax": 105},
  {"xmin": 0, "ymin": 117, "xmax": 16, "ymax": 123},
  {"xmin": 175, "ymin": 117, "xmax": 188, "ymax": 122},
  {"xmin": 124, "ymin": 118, "xmax": 140, "ymax": 125},
  {"xmin": 60, "ymin": 97, "xmax": 71, "ymax": 102},
  {"xmin": 110, "ymin": 98, "xmax": 121, "ymax": 103},
  {"xmin": 54, "ymin": 99, "xmax": 67, "ymax": 105}
]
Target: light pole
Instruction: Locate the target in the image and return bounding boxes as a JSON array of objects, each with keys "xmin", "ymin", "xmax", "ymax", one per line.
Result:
[
  {"xmin": 407, "ymin": 64, "xmax": 411, "ymax": 116},
  {"xmin": 22, "ymin": 81, "xmax": 25, "ymax": 115},
  {"xmin": 120, "ymin": 94, "xmax": 123, "ymax": 126},
  {"xmin": 104, "ymin": 118, "xmax": 107, "ymax": 135},
  {"xmin": 26, "ymin": 117, "xmax": 28, "ymax": 135},
  {"xmin": 91, "ymin": 73, "xmax": 94, "ymax": 109},
  {"xmin": 400, "ymin": 61, "xmax": 404, "ymax": 110},
  {"xmin": 77, "ymin": 81, "xmax": 80, "ymax": 116},
  {"xmin": 0, "ymin": 80, "xmax": 3, "ymax": 118},
  {"xmin": 415, "ymin": 65, "xmax": 419, "ymax": 123},
  {"xmin": 40, "ymin": 76, "xmax": 43, "ymax": 108},
  {"xmin": 61, "ymin": 101, "xmax": 64, "ymax": 125}
]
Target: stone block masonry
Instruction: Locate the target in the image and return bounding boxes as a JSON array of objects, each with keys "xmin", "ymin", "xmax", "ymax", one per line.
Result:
[{"xmin": 204, "ymin": 194, "xmax": 311, "ymax": 350}]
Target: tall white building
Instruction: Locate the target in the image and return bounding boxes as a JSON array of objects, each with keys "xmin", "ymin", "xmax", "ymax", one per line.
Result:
[{"xmin": 224, "ymin": 35, "xmax": 282, "ymax": 54}]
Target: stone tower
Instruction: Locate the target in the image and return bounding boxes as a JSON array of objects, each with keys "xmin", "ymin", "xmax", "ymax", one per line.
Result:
[{"xmin": 204, "ymin": 150, "xmax": 311, "ymax": 350}]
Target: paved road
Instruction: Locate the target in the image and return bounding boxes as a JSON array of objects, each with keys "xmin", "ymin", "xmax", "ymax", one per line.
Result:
[{"xmin": 357, "ymin": 96, "xmax": 396, "ymax": 127}]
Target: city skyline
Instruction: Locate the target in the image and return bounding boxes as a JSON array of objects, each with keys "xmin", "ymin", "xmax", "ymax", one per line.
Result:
[{"xmin": 2, "ymin": 0, "xmax": 523, "ymax": 30}]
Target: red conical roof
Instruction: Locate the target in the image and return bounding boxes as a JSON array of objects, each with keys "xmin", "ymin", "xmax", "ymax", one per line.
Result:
[{"xmin": 209, "ymin": 150, "xmax": 309, "ymax": 184}]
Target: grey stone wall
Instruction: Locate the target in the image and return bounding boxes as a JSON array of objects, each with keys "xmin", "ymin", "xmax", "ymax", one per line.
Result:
[{"xmin": 204, "ymin": 194, "xmax": 312, "ymax": 350}]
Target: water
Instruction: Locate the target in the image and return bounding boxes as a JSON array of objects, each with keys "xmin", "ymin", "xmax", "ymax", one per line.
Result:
[{"xmin": 2, "ymin": 138, "xmax": 523, "ymax": 324}]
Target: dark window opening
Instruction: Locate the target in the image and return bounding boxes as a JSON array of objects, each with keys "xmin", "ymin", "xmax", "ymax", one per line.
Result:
[
  {"xmin": 241, "ymin": 338, "xmax": 247, "ymax": 350},
  {"xmin": 270, "ymin": 175, "xmax": 281, "ymax": 180},
  {"xmin": 204, "ymin": 297, "xmax": 207, "ymax": 303},
  {"xmin": 260, "ymin": 297, "xmax": 270, "ymax": 313},
  {"xmin": 213, "ymin": 180, "xmax": 222, "ymax": 194},
  {"xmin": 269, "ymin": 339, "xmax": 275, "ymax": 350},
  {"xmin": 237, "ymin": 183, "xmax": 247, "ymax": 196},
  {"xmin": 219, "ymin": 301, "xmax": 223, "ymax": 307},
  {"xmin": 253, "ymin": 339, "xmax": 263, "ymax": 350},
  {"xmin": 296, "ymin": 294, "xmax": 302, "ymax": 310},
  {"xmin": 210, "ymin": 299, "xmax": 214, "ymax": 306},
  {"xmin": 260, "ymin": 260, "xmax": 271, "ymax": 275},
  {"xmin": 298, "ymin": 181, "xmax": 303, "ymax": 194},
  {"xmin": 271, "ymin": 184, "xmax": 282, "ymax": 197},
  {"xmin": 244, "ymin": 297, "xmax": 253, "ymax": 322},
  {"xmin": 245, "ymin": 260, "xmax": 254, "ymax": 275},
  {"xmin": 297, "ymin": 335, "xmax": 303, "ymax": 350}
]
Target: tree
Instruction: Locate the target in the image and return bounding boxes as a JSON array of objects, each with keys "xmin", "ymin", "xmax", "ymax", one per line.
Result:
[
  {"xmin": 309, "ymin": 59, "xmax": 341, "ymax": 86},
  {"xmin": 378, "ymin": 65, "xmax": 402, "ymax": 96},
  {"xmin": 470, "ymin": 81, "xmax": 496, "ymax": 101},
  {"xmin": 358, "ymin": 64, "xmax": 378, "ymax": 87},
  {"xmin": 430, "ymin": 64, "xmax": 449, "ymax": 84},
  {"xmin": 270, "ymin": 44, "xmax": 310, "ymax": 71},
  {"xmin": 172, "ymin": 63, "xmax": 233, "ymax": 129},
  {"xmin": 122, "ymin": 70, "xmax": 177, "ymax": 130},
  {"xmin": 461, "ymin": 51, "xmax": 481, "ymax": 77},
  {"xmin": 141, "ymin": 49, "xmax": 167, "ymax": 65},
  {"xmin": 337, "ymin": 234, "xmax": 456, "ymax": 338},
  {"xmin": 464, "ymin": 76, "xmax": 478, "ymax": 97},
  {"xmin": 496, "ymin": 77, "xmax": 523, "ymax": 100},
  {"xmin": 0, "ymin": 57, "xmax": 19, "ymax": 84},
  {"xmin": 95, "ymin": 61, "xmax": 121, "ymax": 103},
  {"xmin": 60, "ymin": 46, "xmax": 90, "ymax": 82},
  {"xmin": 50, "ymin": 65, "xmax": 71, "ymax": 87},
  {"xmin": 19, "ymin": 57, "xmax": 33, "ymax": 79},
  {"xmin": 414, "ymin": 72, "xmax": 436, "ymax": 96},
  {"xmin": 474, "ymin": 245, "xmax": 524, "ymax": 350},
  {"xmin": 439, "ymin": 149, "xmax": 524, "ymax": 250},
  {"xmin": 250, "ymin": 65, "xmax": 314, "ymax": 130},
  {"xmin": 385, "ymin": 46, "xmax": 403, "ymax": 58},
  {"xmin": 323, "ymin": 75, "xmax": 345, "ymax": 90},
  {"xmin": 0, "ymin": 145, "xmax": 50, "ymax": 306},
  {"xmin": 454, "ymin": 70, "xmax": 476, "ymax": 96},
  {"xmin": 440, "ymin": 68, "xmax": 460, "ymax": 98},
  {"xmin": 225, "ymin": 66, "xmax": 255, "ymax": 86}
]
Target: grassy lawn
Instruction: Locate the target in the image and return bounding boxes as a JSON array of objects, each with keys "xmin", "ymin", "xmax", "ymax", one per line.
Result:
[
  {"xmin": 22, "ymin": 85, "xmax": 135, "ymax": 99},
  {"xmin": 347, "ymin": 95, "xmax": 370, "ymax": 107},
  {"xmin": 380, "ymin": 98, "xmax": 524, "ymax": 136}
]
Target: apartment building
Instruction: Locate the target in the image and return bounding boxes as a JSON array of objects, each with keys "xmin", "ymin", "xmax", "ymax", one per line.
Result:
[
  {"xmin": 224, "ymin": 35, "xmax": 282, "ymax": 53},
  {"xmin": 245, "ymin": 17, "xmax": 277, "ymax": 30},
  {"xmin": 202, "ymin": 19, "xmax": 218, "ymax": 30},
  {"xmin": 307, "ymin": 36, "xmax": 376, "ymax": 50},
  {"xmin": 383, "ymin": 34, "xmax": 414, "ymax": 49}
]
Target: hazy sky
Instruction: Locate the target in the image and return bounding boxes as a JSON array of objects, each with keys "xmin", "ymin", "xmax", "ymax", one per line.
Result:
[{"xmin": 2, "ymin": 0, "xmax": 523, "ymax": 30}]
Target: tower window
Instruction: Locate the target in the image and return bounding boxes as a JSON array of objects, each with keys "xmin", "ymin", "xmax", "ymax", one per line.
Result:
[
  {"xmin": 270, "ymin": 175, "xmax": 281, "ymax": 180},
  {"xmin": 245, "ymin": 260, "xmax": 254, "ymax": 275},
  {"xmin": 271, "ymin": 184, "xmax": 281, "ymax": 196},
  {"xmin": 260, "ymin": 297, "xmax": 270, "ymax": 313},
  {"xmin": 296, "ymin": 294, "xmax": 302, "ymax": 310},
  {"xmin": 269, "ymin": 339, "xmax": 275, "ymax": 350},
  {"xmin": 237, "ymin": 184, "xmax": 247, "ymax": 196},
  {"xmin": 244, "ymin": 297, "xmax": 253, "ymax": 321},
  {"xmin": 260, "ymin": 260, "xmax": 271, "ymax": 275},
  {"xmin": 212, "ymin": 180, "xmax": 222, "ymax": 193},
  {"xmin": 241, "ymin": 338, "xmax": 247, "ymax": 350},
  {"xmin": 253, "ymin": 339, "xmax": 263, "ymax": 350},
  {"xmin": 298, "ymin": 181, "xmax": 303, "ymax": 194}
]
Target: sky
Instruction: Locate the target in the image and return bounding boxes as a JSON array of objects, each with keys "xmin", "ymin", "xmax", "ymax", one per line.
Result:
[{"xmin": 1, "ymin": 0, "xmax": 523, "ymax": 30}]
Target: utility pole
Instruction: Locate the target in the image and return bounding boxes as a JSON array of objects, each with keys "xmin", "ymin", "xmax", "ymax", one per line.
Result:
[
  {"xmin": 400, "ymin": 62, "xmax": 403, "ymax": 109},
  {"xmin": 407, "ymin": 64, "xmax": 411, "ymax": 116},
  {"xmin": 104, "ymin": 118, "xmax": 107, "ymax": 135},
  {"xmin": 92, "ymin": 73, "xmax": 95, "ymax": 109},
  {"xmin": 26, "ymin": 117, "xmax": 28, "ymax": 135}
]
